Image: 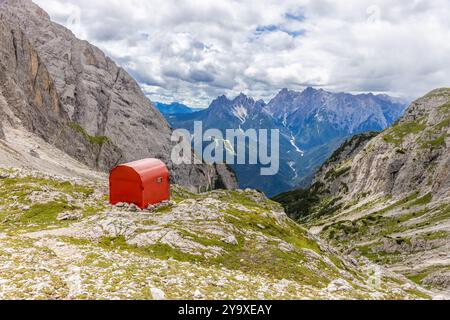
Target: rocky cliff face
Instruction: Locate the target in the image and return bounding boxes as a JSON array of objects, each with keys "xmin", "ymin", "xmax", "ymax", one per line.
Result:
[
  {"xmin": 0, "ymin": 14, "xmax": 123, "ymax": 170},
  {"xmin": 0, "ymin": 0, "xmax": 237, "ymax": 191},
  {"xmin": 275, "ymin": 88, "xmax": 450, "ymax": 296},
  {"xmin": 312, "ymin": 88, "xmax": 450, "ymax": 201}
]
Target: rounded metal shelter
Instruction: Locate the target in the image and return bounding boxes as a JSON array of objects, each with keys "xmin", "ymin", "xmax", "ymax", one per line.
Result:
[{"xmin": 109, "ymin": 158, "xmax": 170, "ymax": 209}]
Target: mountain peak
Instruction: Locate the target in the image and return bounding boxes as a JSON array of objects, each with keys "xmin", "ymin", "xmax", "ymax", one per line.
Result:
[
  {"xmin": 232, "ymin": 92, "xmax": 255, "ymax": 105},
  {"xmin": 303, "ymin": 86, "xmax": 319, "ymax": 94},
  {"xmin": 277, "ymin": 88, "xmax": 295, "ymax": 97},
  {"xmin": 208, "ymin": 94, "xmax": 231, "ymax": 110},
  {"xmin": 213, "ymin": 94, "xmax": 230, "ymax": 103},
  {"xmin": 0, "ymin": 0, "xmax": 50, "ymax": 19}
]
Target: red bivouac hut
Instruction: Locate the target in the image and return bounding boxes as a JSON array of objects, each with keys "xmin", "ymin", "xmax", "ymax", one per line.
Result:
[{"xmin": 109, "ymin": 158, "xmax": 170, "ymax": 209}]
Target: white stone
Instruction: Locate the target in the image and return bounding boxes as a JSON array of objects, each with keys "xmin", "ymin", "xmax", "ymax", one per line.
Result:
[
  {"xmin": 401, "ymin": 283, "xmax": 414, "ymax": 291},
  {"xmin": 150, "ymin": 287, "xmax": 166, "ymax": 300},
  {"xmin": 193, "ymin": 289, "xmax": 204, "ymax": 300},
  {"xmin": 128, "ymin": 204, "xmax": 140, "ymax": 212},
  {"xmin": 57, "ymin": 211, "xmax": 82, "ymax": 221},
  {"xmin": 115, "ymin": 202, "xmax": 127, "ymax": 208},
  {"xmin": 327, "ymin": 279, "xmax": 353, "ymax": 293},
  {"xmin": 18, "ymin": 205, "xmax": 31, "ymax": 211},
  {"xmin": 234, "ymin": 275, "xmax": 246, "ymax": 281},
  {"xmin": 221, "ymin": 235, "xmax": 238, "ymax": 246}
]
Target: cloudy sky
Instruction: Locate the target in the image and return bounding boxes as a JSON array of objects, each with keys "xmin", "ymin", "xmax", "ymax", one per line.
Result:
[{"xmin": 35, "ymin": 0, "xmax": 450, "ymax": 107}]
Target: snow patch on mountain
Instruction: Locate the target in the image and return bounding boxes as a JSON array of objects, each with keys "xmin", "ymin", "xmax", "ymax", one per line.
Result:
[
  {"xmin": 290, "ymin": 134, "xmax": 304, "ymax": 156},
  {"xmin": 232, "ymin": 105, "xmax": 248, "ymax": 124},
  {"xmin": 288, "ymin": 161, "xmax": 298, "ymax": 179},
  {"xmin": 282, "ymin": 114, "xmax": 288, "ymax": 127}
]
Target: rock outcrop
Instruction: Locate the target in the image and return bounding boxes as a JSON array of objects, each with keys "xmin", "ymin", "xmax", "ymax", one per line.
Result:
[
  {"xmin": 0, "ymin": 0, "xmax": 237, "ymax": 192},
  {"xmin": 0, "ymin": 14, "xmax": 123, "ymax": 170},
  {"xmin": 311, "ymin": 88, "xmax": 450, "ymax": 201}
]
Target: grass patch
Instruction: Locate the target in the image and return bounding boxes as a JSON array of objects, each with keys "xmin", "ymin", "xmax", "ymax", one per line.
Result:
[
  {"xmin": 322, "ymin": 193, "xmax": 429, "ymax": 242},
  {"xmin": 95, "ymin": 230, "xmax": 332, "ymax": 288},
  {"xmin": 324, "ymin": 132, "xmax": 378, "ymax": 166},
  {"xmin": 272, "ymin": 189, "xmax": 320, "ymax": 221},
  {"xmin": 424, "ymin": 88, "xmax": 450, "ymax": 100},
  {"xmin": 382, "ymin": 119, "xmax": 427, "ymax": 147},
  {"xmin": 434, "ymin": 117, "xmax": 450, "ymax": 130},
  {"xmin": 439, "ymin": 102, "xmax": 450, "ymax": 114},
  {"xmin": 0, "ymin": 176, "xmax": 94, "ymax": 198},
  {"xmin": 410, "ymin": 193, "xmax": 433, "ymax": 207},
  {"xmin": 224, "ymin": 207, "xmax": 320, "ymax": 253},
  {"xmin": 406, "ymin": 265, "xmax": 449, "ymax": 292},
  {"xmin": 421, "ymin": 134, "xmax": 447, "ymax": 150},
  {"xmin": 19, "ymin": 200, "xmax": 76, "ymax": 225},
  {"xmin": 0, "ymin": 173, "xmax": 99, "ymax": 231},
  {"xmin": 273, "ymin": 186, "xmax": 342, "ymax": 223},
  {"xmin": 420, "ymin": 231, "xmax": 449, "ymax": 241},
  {"xmin": 98, "ymin": 236, "xmax": 204, "ymax": 263},
  {"xmin": 325, "ymin": 166, "xmax": 351, "ymax": 181},
  {"xmin": 69, "ymin": 123, "xmax": 109, "ymax": 146}
]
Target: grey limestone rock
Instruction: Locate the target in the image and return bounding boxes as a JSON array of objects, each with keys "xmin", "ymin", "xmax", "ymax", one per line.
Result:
[{"xmin": 0, "ymin": 0, "xmax": 237, "ymax": 192}]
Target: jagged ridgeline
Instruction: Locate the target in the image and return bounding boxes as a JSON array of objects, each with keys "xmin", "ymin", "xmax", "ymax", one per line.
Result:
[
  {"xmin": 169, "ymin": 89, "xmax": 406, "ymax": 196},
  {"xmin": 0, "ymin": 0, "xmax": 237, "ymax": 192},
  {"xmin": 274, "ymin": 88, "xmax": 450, "ymax": 295}
]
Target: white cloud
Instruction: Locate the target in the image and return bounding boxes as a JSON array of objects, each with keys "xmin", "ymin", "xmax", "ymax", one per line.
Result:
[{"xmin": 34, "ymin": 0, "xmax": 450, "ymax": 107}]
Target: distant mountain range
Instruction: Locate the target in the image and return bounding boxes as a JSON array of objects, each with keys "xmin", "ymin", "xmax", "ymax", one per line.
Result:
[
  {"xmin": 155, "ymin": 102, "xmax": 203, "ymax": 115},
  {"xmin": 165, "ymin": 88, "xmax": 408, "ymax": 196}
]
